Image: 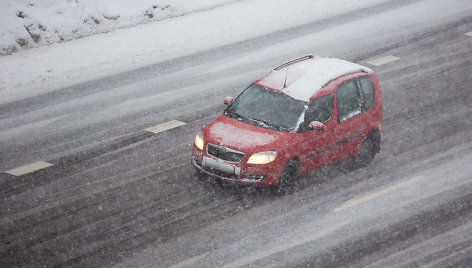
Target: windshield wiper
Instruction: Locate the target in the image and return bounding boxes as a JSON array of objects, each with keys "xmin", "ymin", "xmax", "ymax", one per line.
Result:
[
  {"xmin": 224, "ymin": 110, "xmax": 246, "ymax": 121},
  {"xmin": 226, "ymin": 110, "xmax": 290, "ymax": 131},
  {"xmin": 246, "ymin": 117, "xmax": 289, "ymax": 131}
]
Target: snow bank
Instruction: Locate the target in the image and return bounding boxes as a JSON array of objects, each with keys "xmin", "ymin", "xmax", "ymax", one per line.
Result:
[
  {"xmin": 0, "ymin": 0, "xmax": 392, "ymax": 102},
  {"xmin": 0, "ymin": 0, "xmax": 237, "ymax": 56}
]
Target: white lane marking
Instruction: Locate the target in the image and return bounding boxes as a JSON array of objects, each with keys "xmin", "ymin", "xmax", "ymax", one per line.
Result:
[
  {"xmin": 170, "ymin": 252, "xmax": 210, "ymax": 268},
  {"xmin": 333, "ymin": 176, "xmax": 424, "ymax": 212},
  {"xmin": 366, "ymin": 55, "xmax": 400, "ymax": 66},
  {"xmin": 222, "ymin": 221, "xmax": 347, "ymax": 268},
  {"xmin": 6, "ymin": 161, "xmax": 54, "ymax": 176},
  {"xmin": 465, "ymin": 31, "xmax": 472, "ymax": 37},
  {"xmin": 145, "ymin": 120, "xmax": 186, "ymax": 134}
]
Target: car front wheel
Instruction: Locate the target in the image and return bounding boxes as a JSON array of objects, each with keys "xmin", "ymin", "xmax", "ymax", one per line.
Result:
[{"xmin": 275, "ymin": 159, "xmax": 300, "ymax": 195}]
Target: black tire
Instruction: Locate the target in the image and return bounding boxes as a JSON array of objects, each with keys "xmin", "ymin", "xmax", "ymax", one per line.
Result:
[
  {"xmin": 275, "ymin": 159, "xmax": 300, "ymax": 195},
  {"xmin": 354, "ymin": 135, "xmax": 378, "ymax": 167}
]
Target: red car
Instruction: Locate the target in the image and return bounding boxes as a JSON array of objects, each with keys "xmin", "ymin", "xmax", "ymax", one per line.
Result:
[{"xmin": 191, "ymin": 55, "xmax": 382, "ymax": 188}]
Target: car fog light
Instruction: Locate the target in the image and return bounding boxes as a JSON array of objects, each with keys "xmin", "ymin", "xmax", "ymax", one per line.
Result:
[{"xmin": 242, "ymin": 174, "xmax": 266, "ymax": 182}]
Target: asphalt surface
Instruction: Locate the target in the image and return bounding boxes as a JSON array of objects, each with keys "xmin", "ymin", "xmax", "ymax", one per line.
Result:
[{"xmin": 1, "ymin": 1, "xmax": 472, "ymax": 267}]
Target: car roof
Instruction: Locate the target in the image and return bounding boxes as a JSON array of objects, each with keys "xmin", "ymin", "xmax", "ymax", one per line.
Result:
[{"xmin": 255, "ymin": 56, "xmax": 372, "ymax": 102}]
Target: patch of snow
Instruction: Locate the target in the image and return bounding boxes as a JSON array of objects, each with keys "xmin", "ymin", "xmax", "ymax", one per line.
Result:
[
  {"xmin": 340, "ymin": 109, "xmax": 362, "ymax": 122},
  {"xmin": 2, "ymin": 0, "xmax": 471, "ymax": 106},
  {"xmin": 261, "ymin": 57, "xmax": 372, "ymax": 102},
  {"xmin": 294, "ymin": 106, "xmax": 308, "ymax": 132},
  {"xmin": 208, "ymin": 121, "xmax": 276, "ymax": 148},
  {"xmin": 0, "ymin": 0, "xmax": 238, "ymax": 56},
  {"xmin": 0, "ymin": 0, "xmax": 390, "ymax": 103}
]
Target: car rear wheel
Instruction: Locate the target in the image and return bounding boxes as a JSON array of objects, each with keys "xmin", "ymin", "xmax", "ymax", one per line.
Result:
[
  {"xmin": 275, "ymin": 159, "xmax": 300, "ymax": 195},
  {"xmin": 355, "ymin": 133, "xmax": 380, "ymax": 167}
]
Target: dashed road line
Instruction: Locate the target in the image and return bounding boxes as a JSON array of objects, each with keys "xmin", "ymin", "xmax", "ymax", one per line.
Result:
[
  {"xmin": 6, "ymin": 161, "xmax": 54, "ymax": 176},
  {"xmin": 333, "ymin": 176, "xmax": 424, "ymax": 212},
  {"xmin": 145, "ymin": 120, "xmax": 186, "ymax": 134},
  {"xmin": 366, "ymin": 55, "xmax": 401, "ymax": 66},
  {"xmin": 170, "ymin": 252, "xmax": 210, "ymax": 268},
  {"xmin": 465, "ymin": 31, "xmax": 472, "ymax": 37}
]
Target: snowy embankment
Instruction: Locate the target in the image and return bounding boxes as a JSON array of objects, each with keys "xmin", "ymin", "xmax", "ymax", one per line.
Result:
[
  {"xmin": 0, "ymin": 0, "xmax": 387, "ymax": 103},
  {"xmin": 0, "ymin": 0, "xmax": 236, "ymax": 56}
]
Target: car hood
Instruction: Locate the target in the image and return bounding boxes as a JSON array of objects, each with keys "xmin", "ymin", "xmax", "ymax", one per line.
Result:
[{"xmin": 203, "ymin": 114, "xmax": 286, "ymax": 152}]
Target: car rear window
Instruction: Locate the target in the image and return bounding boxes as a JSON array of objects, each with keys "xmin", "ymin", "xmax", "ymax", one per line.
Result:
[
  {"xmin": 337, "ymin": 79, "xmax": 361, "ymax": 122},
  {"xmin": 359, "ymin": 76, "xmax": 374, "ymax": 111}
]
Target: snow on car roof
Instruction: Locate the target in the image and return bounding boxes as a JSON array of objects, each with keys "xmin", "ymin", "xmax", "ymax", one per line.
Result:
[{"xmin": 256, "ymin": 57, "xmax": 372, "ymax": 101}]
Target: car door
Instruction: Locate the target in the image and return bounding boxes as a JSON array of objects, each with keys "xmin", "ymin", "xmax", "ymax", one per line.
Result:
[
  {"xmin": 298, "ymin": 93, "xmax": 338, "ymax": 171},
  {"xmin": 332, "ymin": 78, "xmax": 366, "ymax": 161}
]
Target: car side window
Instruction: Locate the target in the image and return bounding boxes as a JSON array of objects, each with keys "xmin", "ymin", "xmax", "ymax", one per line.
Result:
[
  {"xmin": 358, "ymin": 76, "xmax": 374, "ymax": 111},
  {"xmin": 337, "ymin": 80, "xmax": 361, "ymax": 122},
  {"xmin": 305, "ymin": 94, "xmax": 334, "ymax": 124}
]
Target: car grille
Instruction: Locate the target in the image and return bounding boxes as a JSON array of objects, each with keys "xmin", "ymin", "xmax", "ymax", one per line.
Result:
[{"xmin": 207, "ymin": 144, "xmax": 244, "ymax": 163}]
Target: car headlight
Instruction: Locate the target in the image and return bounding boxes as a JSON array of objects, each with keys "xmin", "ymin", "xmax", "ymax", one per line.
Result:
[
  {"xmin": 247, "ymin": 151, "xmax": 277, "ymax": 165},
  {"xmin": 194, "ymin": 132, "xmax": 204, "ymax": 151}
]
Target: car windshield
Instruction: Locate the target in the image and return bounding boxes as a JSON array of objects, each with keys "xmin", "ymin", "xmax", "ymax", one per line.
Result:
[{"xmin": 225, "ymin": 83, "xmax": 307, "ymax": 131}]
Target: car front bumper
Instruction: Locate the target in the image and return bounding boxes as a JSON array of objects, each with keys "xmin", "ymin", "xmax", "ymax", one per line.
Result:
[{"xmin": 191, "ymin": 146, "xmax": 279, "ymax": 185}]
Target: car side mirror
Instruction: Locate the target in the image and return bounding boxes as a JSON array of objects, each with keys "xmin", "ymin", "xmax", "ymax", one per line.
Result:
[
  {"xmin": 224, "ymin": 96, "xmax": 233, "ymax": 105},
  {"xmin": 308, "ymin": 121, "xmax": 326, "ymax": 131}
]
